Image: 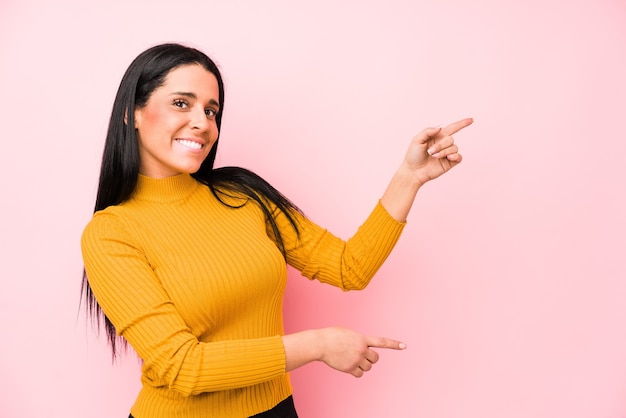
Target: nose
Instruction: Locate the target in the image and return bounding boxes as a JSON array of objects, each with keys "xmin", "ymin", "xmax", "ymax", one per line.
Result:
[{"xmin": 190, "ymin": 106, "xmax": 210, "ymax": 132}]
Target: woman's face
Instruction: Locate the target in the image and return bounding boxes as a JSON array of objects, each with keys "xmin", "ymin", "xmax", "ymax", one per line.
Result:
[{"xmin": 134, "ymin": 64, "xmax": 220, "ymax": 178}]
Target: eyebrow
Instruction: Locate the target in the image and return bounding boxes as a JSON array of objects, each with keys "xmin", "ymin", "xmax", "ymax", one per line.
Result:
[{"xmin": 171, "ymin": 91, "xmax": 220, "ymax": 108}]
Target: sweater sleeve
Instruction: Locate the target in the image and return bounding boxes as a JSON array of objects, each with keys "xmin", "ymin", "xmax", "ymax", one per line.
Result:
[
  {"xmin": 270, "ymin": 201, "xmax": 406, "ymax": 290},
  {"xmin": 81, "ymin": 212, "xmax": 286, "ymax": 396}
]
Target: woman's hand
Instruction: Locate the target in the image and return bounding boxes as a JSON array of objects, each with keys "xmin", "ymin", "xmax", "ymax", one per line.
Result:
[
  {"xmin": 317, "ymin": 327, "xmax": 406, "ymax": 377},
  {"xmin": 380, "ymin": 117, "xmax": 473, "ymax": 222},
  {"xmin": 282, "ymin": 327, "xmax": 406, "ymax": 378},
  {"xmin": 404, "ymin": 117, "xmax": 474, "ymax": 186}
]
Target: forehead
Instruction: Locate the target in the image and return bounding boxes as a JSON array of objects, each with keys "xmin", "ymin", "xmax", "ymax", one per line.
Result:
[{"xmin": 160, "ymin": 64, "xmax": 220, "ymax": 100}]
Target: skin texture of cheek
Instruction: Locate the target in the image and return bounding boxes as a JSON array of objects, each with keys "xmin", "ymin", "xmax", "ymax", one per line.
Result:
[{"xmin": 136, "ymin": 105, "xmax": 165, "ymax": 140}]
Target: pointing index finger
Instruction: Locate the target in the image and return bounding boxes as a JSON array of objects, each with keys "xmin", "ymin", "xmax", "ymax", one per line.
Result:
[
  {"xmin": 441, "ymin": 117, "xmax": 474, "ymax": 136},
  {"xmin": 367, "ymin": 336, "xmax": 408, "ymax": 350}
]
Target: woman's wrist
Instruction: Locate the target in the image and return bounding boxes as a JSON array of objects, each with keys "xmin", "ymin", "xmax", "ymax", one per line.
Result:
[
  {"xmin": 380, "ymin": 163, "xmax": 424, "ymax": 222},
  {"xmin": 397, "ymin": 161, "xmax": 429, "ymax": 189},
  {"xmin": 282, "ymin": 329, "xmax": 324, "ymax": 372}
]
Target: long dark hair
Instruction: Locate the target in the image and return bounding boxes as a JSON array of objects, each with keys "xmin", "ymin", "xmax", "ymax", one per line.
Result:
[{"xmin": 82, "ymin": 43, "xmax": 301, "ymax": 358}]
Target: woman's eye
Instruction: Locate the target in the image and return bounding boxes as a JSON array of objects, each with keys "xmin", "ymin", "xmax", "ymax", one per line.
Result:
[
  {"xmin": 205, "ymin": 108, "xmax": 217, "ymax": 118},
  {"xmin": 173, "ymin": 99, "xmax": 188, "ymax": 108}
]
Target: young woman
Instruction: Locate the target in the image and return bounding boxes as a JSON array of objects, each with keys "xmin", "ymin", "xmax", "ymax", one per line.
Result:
[{"xmin": 81, "ymin": 43, "xmax": 472, "ymax": 418}]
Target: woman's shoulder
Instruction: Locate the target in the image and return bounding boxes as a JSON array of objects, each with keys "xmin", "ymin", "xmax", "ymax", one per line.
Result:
[
  {"xmin": 82, "ymin": 205, "xmax": 136, "ymax": 242},
  {"xmin": 90, "ymin": 204, "xmax": 132, "ymax": 223}
]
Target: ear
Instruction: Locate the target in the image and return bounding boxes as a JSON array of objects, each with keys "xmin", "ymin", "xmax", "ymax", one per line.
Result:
[{"xmin": 124, "ymin": 107, "xmax": 141, "ymax": 129}]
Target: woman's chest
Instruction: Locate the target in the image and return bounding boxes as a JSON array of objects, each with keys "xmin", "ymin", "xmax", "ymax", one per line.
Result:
[{"xmin": 132, "ymin": 200, "xmax": 287, "ymax": 331}]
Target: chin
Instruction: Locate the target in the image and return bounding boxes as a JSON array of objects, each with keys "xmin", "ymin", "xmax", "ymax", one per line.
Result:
[{"xmin": 182, "ymin": 165, "xmax": 204, "ymax": 175}]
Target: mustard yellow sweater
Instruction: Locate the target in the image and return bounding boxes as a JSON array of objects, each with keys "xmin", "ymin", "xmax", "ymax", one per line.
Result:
[{"xmin": 81, "ymin": 173, "xmax": 405, "ymax": 418}]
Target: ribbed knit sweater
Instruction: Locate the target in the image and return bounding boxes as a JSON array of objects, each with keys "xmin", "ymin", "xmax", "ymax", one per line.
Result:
[{"xmin": 81, "ymin": 173, "xmax": 405, "ymax": 418}]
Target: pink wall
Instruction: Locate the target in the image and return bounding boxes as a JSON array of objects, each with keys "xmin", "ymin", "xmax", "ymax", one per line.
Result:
[{"xmin": 1, "ymin": 1, "xmax": 625, "ymax": 417}]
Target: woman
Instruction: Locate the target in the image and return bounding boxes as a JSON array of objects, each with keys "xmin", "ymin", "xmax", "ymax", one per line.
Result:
[{"xmin": 81, "ymin": 43, "xmax": 472, "ymax": 418}]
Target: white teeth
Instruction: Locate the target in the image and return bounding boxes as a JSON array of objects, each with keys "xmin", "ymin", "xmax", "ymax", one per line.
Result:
[{"xmin": 177, "ymin": 139, "xmax": 202, "ymax": 149}]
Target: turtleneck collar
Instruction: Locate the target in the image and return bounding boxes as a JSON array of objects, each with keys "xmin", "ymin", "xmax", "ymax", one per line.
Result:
[{"xmin": 132, "ymin": 174, "xmax": 201, "ymax": 203}]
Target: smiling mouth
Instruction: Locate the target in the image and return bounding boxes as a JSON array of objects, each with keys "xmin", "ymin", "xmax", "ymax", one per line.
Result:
[{"xmin": 176, "ymin": 139, "xmax": 203, "ymax": 150}]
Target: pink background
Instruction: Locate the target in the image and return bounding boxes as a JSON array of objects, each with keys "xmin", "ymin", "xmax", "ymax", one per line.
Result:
[{"xmin": 1, "ymin": 1, "xmax": 625, "ymax": 417}]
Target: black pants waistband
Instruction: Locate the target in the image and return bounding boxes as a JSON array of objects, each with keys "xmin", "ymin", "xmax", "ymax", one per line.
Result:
[
  {"xmin": 250, "ymin": 395, "xmax": 298, "ymax": 418},
  {"xmin": 128, "ymin": 395, "xmax": 298, "ymax": 418}
]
